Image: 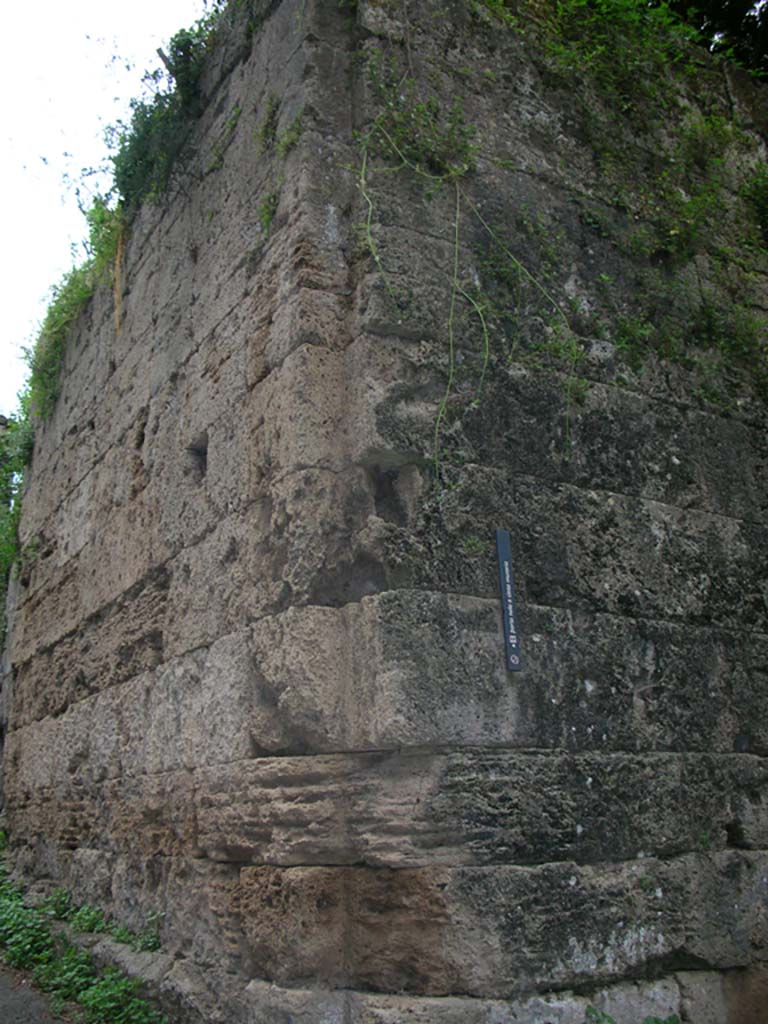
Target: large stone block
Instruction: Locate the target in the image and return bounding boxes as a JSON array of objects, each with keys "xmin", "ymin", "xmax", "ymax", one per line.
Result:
[
  {"xmin": 386, "ymin": 466, "xmax": 768, "ymax": 632},
  {"xmin": 10, "ymin": 566, "xmax": 169, "ymax": 727},
  {"xmin": 231, "ymin": 852, "xmax": 768, "ymax": 997},
  {"xmin": 247, "ymin": 592, "xmax": 768, "ymax": 755},
  {"xmin": 6, "ymin": 748, "xmax": 766, "ymax": 879},
  {"xmin": 248, "ymin": 591, "xmax": 523, "ymax": 751}
]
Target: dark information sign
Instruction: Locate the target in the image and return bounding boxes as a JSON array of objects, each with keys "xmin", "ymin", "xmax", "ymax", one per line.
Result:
[{"xmin": 495, "ymin": 529, "xmax": 522, "ymax": 671}]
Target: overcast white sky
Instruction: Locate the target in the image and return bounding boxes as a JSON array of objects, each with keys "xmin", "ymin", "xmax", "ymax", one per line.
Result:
[{"xmin": 0, "ymin": 0, "xmax": 211, "ymax": 417}]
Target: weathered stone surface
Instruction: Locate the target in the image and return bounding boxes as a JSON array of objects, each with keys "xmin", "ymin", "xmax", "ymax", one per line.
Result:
[
  {"xmin": 2, "ymin": 0, "xmax": 767, "ymax": 1021},
  {"xmin": 345, "ymin": 980, "xmax": 682, "ymax": 1024},
  {"xmin": 229, "ymin": 852, "xmax": 768, "ymax": 996},
  {"xmin": 7, "ymin": 746, "xmax": 766, "ymax": 899},
  {"xmin": 385, "ymin": 467, "xmax": 768, "ymax": 631},
  {"xmin": 9, "ymin": 567, "xmax": 169, "ymax": 727}
]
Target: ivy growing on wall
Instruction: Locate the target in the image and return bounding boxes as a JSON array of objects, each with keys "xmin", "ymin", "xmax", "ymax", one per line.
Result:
[
  {"xmin": 0, "ymin": 1, "xmax": 239, "ymax": 600},
  {"xmin": 351, "ymin": 0, "xmax": 767, "ymax": 491},
  {"xmin": 0, "ymin": 197, "xmax": 124, "ymax": 620}
]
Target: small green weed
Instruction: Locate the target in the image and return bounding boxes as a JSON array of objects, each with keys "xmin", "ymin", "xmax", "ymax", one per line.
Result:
[
  {"xmin": 742, "ymin": 163, "xmax": 768, "ymax": 243},
  {"xmin": 677, "ymin": 114, "xmax": 736, "ymax": 171},
  {"xmin": 79, "ymin": 967, "xmax": 166, "ymax": 1024},
  {"xmin": 276, "ymin": 110, "xmax": 303, "ymax": 158},
  {"xmin": 0, "ymin": 876, "xmax": 54, "ymax": 969},
  {"xmin": 0, "ymin": 866, "xmax": 168, "ymax": 1023},
  {"xmin": 257, "ymin": 94, "xmax": 280, "ymax": 153},
  {"xmin": 41, "ymin": 887, "xmax": 74, "ymax": 921},
  {"xmin": 135, "ymin": 911, "xmax": 164, "ymax": 953},
  {"xmin": 70, "ymin": 905, "xmax": 108, "ymax": 934},
  {"xmin": 208, "ymin": 104, "xmax": 242, "ymax": 172},
  {"xmin": 259, "ymin": 190, "xmax": 280, "ymax": 235},
  {"xmin": 461, "ymin": 534, "xmax": 487, "ymax": 557},
  {"xmin": 113, "ymin": 909, "xmax": 160, "ymax": 942},
  {"xmin": 109, "ymin": 911, "xmax": 163, "ymax": 953},
  {"xmin": 132, "ymin": 927, "xmax": 162, "ymax": 953},
  {"xmin": 473, "ymin": 0, "xmax": 515, "ymax": 26},
  {"xmin": 615, "ymin": 314, "xmax": 655, "ymax": 358},
  {"xmin": 34, "ymin": 943, "xmax": 98, "ymax": 1007}
]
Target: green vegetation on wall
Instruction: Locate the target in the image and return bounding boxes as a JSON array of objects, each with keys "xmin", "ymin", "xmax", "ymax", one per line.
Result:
[
  {"xmin": 0, "ymin": 196, "xmax": 124, "ymax": 613},
  {"xmin": 2, "ymin": 0, "xmax": 767, "ymax": 602},
  {"xmin": 0, "ymin": 414, "xmax": 33, "ymax": 595},
  {"xmin": 353, "ymin": 0, "xmax": 767, "ymax": 486},
  {"xmin": 109, "ymin": 8, "xmax": 225, "ymax": 207},
  {"xmin": 0, "ymin": 0, "xmax": 245, "ymax": 598},
  {"xmin": 545, "ymin": 0, "xmax": 701, "ymax": 107},
  {"xmin": 527, "ymin": 0, "xmax": 768, "ymax": 401},
  {"xmin": 30, "ymin": 198, "xmax": 125, "ymax": 421},
  {"xmin": 0, "ymin": 851, "xmax": 166, "ymax": 1023},
  {"xmin": 584, "ymin": 1009, "xmax": 680, "ymax": 1024}
]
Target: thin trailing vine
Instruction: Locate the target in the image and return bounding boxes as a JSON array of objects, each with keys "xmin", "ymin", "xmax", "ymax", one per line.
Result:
[
  {"xmin": 460, "ymin": 192, "xmax": 571, "ymax": 333},
  {"xmin": 457, "ymin": 286, "xmax": 491, "ymax": 401},
  {"xmin": 356, "ymin": 47, "xmax": 580, "ymax": 476},
  {"xmin": 461, "ymin": 190, "xmax": 582, "ymax": 453},
  {"xmin": 356, "ymin": 0, "xmax": 768, "ymax": 488},
  {"xmin": 357, "ymin": 144, "xmax": 400, "ymax": 303},
  {"xmin": 433, "ymin": 181, "xmax": 462, "ymax": 478}
]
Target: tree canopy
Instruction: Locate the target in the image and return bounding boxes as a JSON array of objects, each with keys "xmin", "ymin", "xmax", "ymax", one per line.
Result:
[{"xmin": 666, "ymin": 0, "xmax": 768, "ymax": 74}]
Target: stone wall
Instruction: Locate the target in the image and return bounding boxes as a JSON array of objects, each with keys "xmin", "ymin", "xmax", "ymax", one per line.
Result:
[{"xmin": 1, "ymin": 2, "xmax": 767, "ymax": 1022}]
